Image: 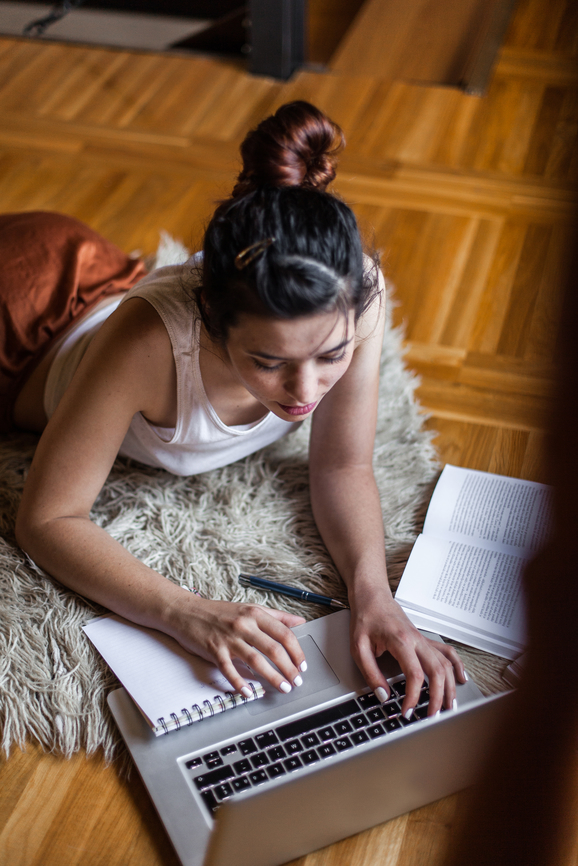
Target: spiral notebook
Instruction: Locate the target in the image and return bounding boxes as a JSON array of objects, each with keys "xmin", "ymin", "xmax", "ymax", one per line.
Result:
[{"xmin": 83, "ymin": 614, "xmax": 265, "ymax": 736}]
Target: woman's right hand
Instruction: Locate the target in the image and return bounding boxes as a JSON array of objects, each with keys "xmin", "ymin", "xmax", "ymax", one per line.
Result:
[{"xmin": 165, "ymin": 594, "xmax": 307, "ymax": 696}]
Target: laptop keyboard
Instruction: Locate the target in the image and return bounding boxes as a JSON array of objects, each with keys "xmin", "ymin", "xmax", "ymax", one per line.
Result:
[{"xmin": 183, "ymin": 679, "xmax": 438, "ymax": 816}]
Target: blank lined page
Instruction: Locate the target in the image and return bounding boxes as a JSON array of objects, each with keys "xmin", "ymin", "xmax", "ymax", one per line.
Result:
[{"xmin": 83, "ymin": 614, "xmax": 262, "ymax": 728}]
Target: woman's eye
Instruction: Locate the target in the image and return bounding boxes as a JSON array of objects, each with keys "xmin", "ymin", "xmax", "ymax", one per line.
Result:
[
  {"xmin": 251, "ymin": 358, "xmax": 281, "ymax": 371},
  {"xmin": 321, "ymin": 352, "xmax": 347, "ymax": 364}
]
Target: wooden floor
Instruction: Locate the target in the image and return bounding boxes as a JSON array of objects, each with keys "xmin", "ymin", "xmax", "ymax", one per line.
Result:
[{"xmin": 1, "ymin": 0, "xmax": 577, "ymax": 863}]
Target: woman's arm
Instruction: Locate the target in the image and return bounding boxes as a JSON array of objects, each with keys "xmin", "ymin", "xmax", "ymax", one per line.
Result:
[
  {"xmin": 16, "ymin": 299, "xmax": 306, "ymax": 696},
  {"xmin": 309, "ymin": 291, "xmax": 466, "ymax": 717}
]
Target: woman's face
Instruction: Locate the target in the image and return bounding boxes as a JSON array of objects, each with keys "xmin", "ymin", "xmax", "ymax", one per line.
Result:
[{"xmin": 224, "ymin": 308, "xmax": 356, "ymax": 420}]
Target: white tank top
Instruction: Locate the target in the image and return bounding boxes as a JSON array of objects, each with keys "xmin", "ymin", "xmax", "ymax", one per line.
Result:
[{"xmin": 44, "ymin": 262, "xmax": 300, "ymax": 476}]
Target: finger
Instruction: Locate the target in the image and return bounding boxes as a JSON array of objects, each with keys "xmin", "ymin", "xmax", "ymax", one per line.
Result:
[
  {"xmin": 264, "ymin": 608, "xmax": 307, "ymax": 628},
  {"xmin": 256, "ymin": 611, "xmax": 307, "ymax": 675},
  {"xmin": 240, "ymin": 642, "xmax": 298, "ymax": 694},
  {"xmin": 423, "ymin": 661, "xmax": 445, "ymax": 715},
  {"xmin": 216, "ymin": 652, "xmax": 256, "ymax": 699},
  {"xmin": 436, "ymin": 643, "xmax": 467, "ymax": 684},
  {"xmin": 351, "ymin": 637, "xmax": 391, "ymax": 703},
  {"xmin": 398, "ymin": 659, "xmax": 424, "ymax": 719}
]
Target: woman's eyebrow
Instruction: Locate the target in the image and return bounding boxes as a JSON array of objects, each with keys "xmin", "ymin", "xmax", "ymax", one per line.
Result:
[{"xmin": 251, "ymin": 337, "xmax": 353, "ymax": 361}]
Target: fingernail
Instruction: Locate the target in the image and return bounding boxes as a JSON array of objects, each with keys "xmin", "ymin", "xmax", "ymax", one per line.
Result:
[
  {"xmin": 279, "ymin": 681, "xmax": 292, "ymax": 694},
  {"xmin": 463, "ymin": 670, "xmax": 469, "ymax": 681},
  {"xmin": 403, "ymin": 707, "xmax": 413, "ymax": 720},
  {"xmin": 299, "ymin": 661, "xmax": 307, "ymax": 672},
  {"xmin": 241, "ymin": 686, "xmax": 252, "ymax": 698},
  {"xmin": 293, "ymin": 675, "xmax": 303, "ymax": 687},
  {"xmin": 374, "ymin": 686, "xmax": 388, "ymax": 703},
  {"xmin": 452, "ymin": 698, "xmax": 458, "ymax": 711},
  {"xmin": 435, "ymin": 710, "xmax": 440, "ymax": 717}
]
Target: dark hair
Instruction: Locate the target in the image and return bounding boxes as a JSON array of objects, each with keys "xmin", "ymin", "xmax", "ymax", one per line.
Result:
[{"xmin": 193, "ymin": 101, "xmax": 380, "ymax": 342}]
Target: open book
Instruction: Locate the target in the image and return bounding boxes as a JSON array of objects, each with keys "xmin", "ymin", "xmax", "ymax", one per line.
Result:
[
  {"xmin": 83, "ymin": 614, "xmax": 264, "ymax": 736},
  {"xmin": 395, "ymin": 465, "xmax": 553, "ymax": 660}
]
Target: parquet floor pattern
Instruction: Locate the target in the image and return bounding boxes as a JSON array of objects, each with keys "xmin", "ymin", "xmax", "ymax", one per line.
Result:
[{"xmin": 0, "ymin": 0, "xmax": 577, "ymax": 863}]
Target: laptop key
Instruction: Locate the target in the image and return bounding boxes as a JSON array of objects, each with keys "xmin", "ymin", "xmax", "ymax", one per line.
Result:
[
  {"xmin": 238, "ymin": 738, "xmax": 257, "ymax": 755},
  {"xmin": 250, "ymin": 752, "xmax": 269, "ymax": 768},
  {"xmin": 334, "ymin": 720, "xmax": 353, "ymax": 736},
  {"xmin": 334, "ymin": 737, "xmax": 352, "ymax": 752},
  {"xmin": 249, "ymin": 770, "xmax": 268, "ymax": 786},
  {"xmin": 384, "ymin": 718, "xmax": 402, "ymax": 733},
  {"xmin": 366, "ymin": 708, "xmax": 386, "ymax": 724},
  {"xmin": 301, "ymin": 733, "xmax": 320, "ymax": 748},
  {"xmin": 200, "ymin": 789, "xmax": 219, "ymax": 814},
  {"xmin": 368, "ymin": 724, "xmax": 386, "ymax": 738},
  {"xmin": 382, "ymin": 701, "xmax": 400, "ymax": 718},
  {"xmin": 255, "ymin": 730, "xmax": 278, "ymax": 749},
  {"xmin": 392, "ymin": 680, "xmax": 407, "ymax": 697},
  {"xmin": 350, "ymin": 714, "xmax": 368, "ymax": 729},
  {"xmin": 203, "ymin": 751, "xmax": 223, "ymax": 769},
  {"xmin": 214, "ymin": 782, "xmax": 233, "ymax": 800},
  {"xmin": 232, "ymin": 776, "xmax": 252, "ymax": 792},
  {"xmin": 284, "ymin": 756, "xmax": 303, "ymax": 772},
  {"xmin": 233, "ymin": 758, "xmax": 252, "ymax": 775},
  {"xmin": 285, "ymin": 739, "xmax": 303, "ymax": 754},
  {"xmin": 220, "ymin": 744, "xmax": 237, "ymax": 756},
  {"xmin": 317, "ymin": 726, "xmax": 336, "ymax": 741},
  {"xmin": 415, "ymin": 705, "xmax": 428, "ymax": 720},
  {"xmin": 358, "ymin": 693, "xmax": 380, "ymax": 710},
  {"xmin": 194, "ymin": 765, "xmax": 234, "ymax": 790},
  {"xmin": 351, "ymin": 730, "xmax": 370, "ymax": 745},
  {"xmin": 185, "ymin": 757, "xmax": 202, "ymax": 769},
  {"xmin": 267, "ymin": 745, "xmax": 286, "ymax": 762},
  {"xmin": 302, "ymin": 749, "xmax": 319, "ymax": 765},
  {"xmin": 318, "ymin": 743, "xmax": 336, "ymax": 758},
  {"xmin": 267, "ymin": 762, "xmax": 286, "ymax": 779}
]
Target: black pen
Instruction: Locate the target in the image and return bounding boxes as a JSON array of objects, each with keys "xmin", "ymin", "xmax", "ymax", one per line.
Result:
[{"xmin": 239, "ymin": 574, "xmax": 348, "ymax": 610}]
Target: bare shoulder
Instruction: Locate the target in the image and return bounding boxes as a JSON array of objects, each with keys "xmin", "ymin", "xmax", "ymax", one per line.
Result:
[{"xmin": 67, "ymin": 294, "xmax": 177, "ymax": 427}]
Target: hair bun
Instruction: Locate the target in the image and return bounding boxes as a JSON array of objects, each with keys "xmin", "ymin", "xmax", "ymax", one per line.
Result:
[{"xmin": 232, "ymin": 101, "xmax": 344, "ymax": 197}]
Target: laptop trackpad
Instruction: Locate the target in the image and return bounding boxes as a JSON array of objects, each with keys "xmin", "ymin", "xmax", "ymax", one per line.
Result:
[{"xmin": 246, "ymin": 635, "xmax": 339, "ymax": 715}]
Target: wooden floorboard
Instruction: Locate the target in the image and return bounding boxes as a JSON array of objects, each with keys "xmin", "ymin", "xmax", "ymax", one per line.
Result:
[{"xmin": 0, "ymin": 0, "xmax": 577, "ymax": 862}]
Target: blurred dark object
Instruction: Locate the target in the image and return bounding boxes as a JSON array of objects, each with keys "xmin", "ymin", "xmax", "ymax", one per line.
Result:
[
  {"xmin": 171, "ymin": 6, "xmax": 249, "ymax": 57},
  {"xmin": 173, "ymin": 0, "xmax": 306, "ymax": 79},
  {"xmin": 443, "ymin": 223, "xmax": 578, "ymax": 865}
]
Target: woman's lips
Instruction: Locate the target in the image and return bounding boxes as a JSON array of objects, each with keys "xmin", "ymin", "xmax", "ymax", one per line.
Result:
[{"xmin": 277, "ymin": 401, "xmax": 317, "ymax": 416}]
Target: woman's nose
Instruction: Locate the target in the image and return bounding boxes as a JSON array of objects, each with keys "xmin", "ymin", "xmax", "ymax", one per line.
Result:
[{"xmin": 284, "ymin": 364, "xmax": 318, "ymax": 404}]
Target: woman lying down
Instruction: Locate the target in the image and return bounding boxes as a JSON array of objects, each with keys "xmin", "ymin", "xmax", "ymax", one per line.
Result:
[{"xmin": 2, "ymin": 101, "xmax": 466, "ymax": 717}]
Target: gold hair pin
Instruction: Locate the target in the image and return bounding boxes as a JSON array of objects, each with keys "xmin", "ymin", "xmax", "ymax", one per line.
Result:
[{"xmin": 234, "ymin": 237, "xmax": 275, "ymax": 270}]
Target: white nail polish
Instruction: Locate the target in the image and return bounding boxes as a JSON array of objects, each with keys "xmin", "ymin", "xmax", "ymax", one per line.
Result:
[
  {"xmin": 241, "ymin": 686, "xmax": 252, "ymax": 698},
  {"xmin": 452, "ymin": 698, "xmax": 458, "ymax": 711},
  {"xmin": 374, "ymin": 686, "xmax": 388, "ymax": 704},
  {"xmin": 279, "ymin": 681, "xmax": 292, "ymax": 693},
  {"xmin": 403, "ymin": 707, "xmax": 414, "ymax": 720},
  {"xmin": 299, "ymin": 661, "xmax": 308, "ymax": 672},
  {"xmin": 293, "ymin": 675, "xmax": 303, "ymax": 687},
  {"xmin": 463, "ymin": 670, "xmax": 469, "ymax": 681},
  {"xmin": 435, "ymin": 710, "xmax": 441, "ymax": 717}
]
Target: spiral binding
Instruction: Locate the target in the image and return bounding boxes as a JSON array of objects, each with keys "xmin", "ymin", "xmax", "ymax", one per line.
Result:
[{"xmin": 155, "ymin": 683, "xmax": 264, "ymax": 735}]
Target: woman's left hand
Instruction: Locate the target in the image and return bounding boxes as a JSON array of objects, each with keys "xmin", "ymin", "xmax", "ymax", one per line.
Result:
[{"xmin": 349, "ymin": 582, "xmax": 467, "ymax": 717}]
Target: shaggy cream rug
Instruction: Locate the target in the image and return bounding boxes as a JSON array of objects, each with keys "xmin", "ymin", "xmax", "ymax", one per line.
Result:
[{"xmin": 0, "ymin": 238, "xmax": 509, "ymax": 760}]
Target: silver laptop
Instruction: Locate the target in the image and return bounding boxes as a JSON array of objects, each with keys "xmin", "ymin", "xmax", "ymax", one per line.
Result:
[{"xmin": 108, "ymin": 610, "xmax": 513, "ymax": 866}]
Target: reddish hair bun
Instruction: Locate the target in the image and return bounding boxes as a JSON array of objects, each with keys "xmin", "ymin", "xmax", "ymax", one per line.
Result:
[{"xmin": 232, "ymin": 101, "xmax": 344, "ymax": 198}]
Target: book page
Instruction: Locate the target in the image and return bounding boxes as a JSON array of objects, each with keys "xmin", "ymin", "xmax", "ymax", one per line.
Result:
[
  {"xmin": 396, "ymin": 535, "xmax": 527, "ymax": 648},
  {"xmin": 423, "ymin": 465, "xmax": 553, "ymax": 556},
  {"xmin": 84, "ymin": 615, "xmax": 263, "ymax": 730}
]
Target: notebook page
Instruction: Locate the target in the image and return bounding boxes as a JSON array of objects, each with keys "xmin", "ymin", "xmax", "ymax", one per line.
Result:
[{"xmin": 83, "ymin": 615, "xmax": 263, "ymax": 727}]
